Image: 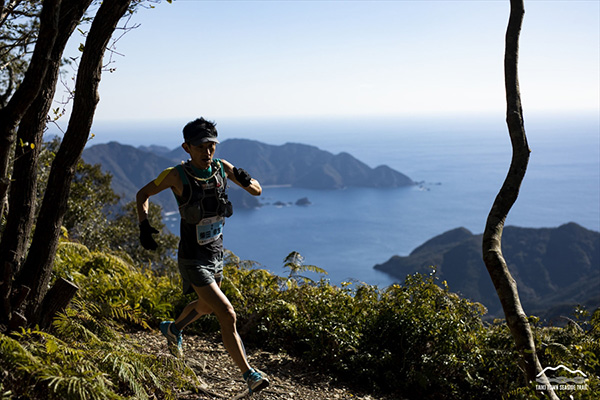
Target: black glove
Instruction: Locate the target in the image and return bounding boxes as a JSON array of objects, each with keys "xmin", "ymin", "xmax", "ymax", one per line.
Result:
[
  {"xmin": 139, "ymin": 219, "xmax": 159, "ymax": 250},
  {"xmin": 234, "ymin": 167, "xmax": 252, "ymax": 187}
]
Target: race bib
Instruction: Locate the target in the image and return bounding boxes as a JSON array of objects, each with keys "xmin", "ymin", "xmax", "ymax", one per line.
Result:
[{"xmin": 196, "ymin": 216, "xmax": 224, "ymax": 245}]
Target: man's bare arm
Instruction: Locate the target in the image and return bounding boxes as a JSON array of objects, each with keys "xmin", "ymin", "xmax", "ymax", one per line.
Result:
[
  {"xmin": 221, "ymin": 159, "xmax": 262, "ymax": 196},
  {"xmin": 136, "ymin": 168, "xmax": 182, "ymax": 222}
]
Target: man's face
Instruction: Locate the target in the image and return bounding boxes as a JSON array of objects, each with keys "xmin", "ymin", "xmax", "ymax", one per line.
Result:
[{"xmin": 183, "ymin": 141, "xmax": 216, "ymax": 169}]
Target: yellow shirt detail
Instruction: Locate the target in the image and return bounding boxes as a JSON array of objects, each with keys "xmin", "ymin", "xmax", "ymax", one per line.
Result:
[{"xmin": 154, "ymin": 167, "xmax": 174, "ymax": 186}]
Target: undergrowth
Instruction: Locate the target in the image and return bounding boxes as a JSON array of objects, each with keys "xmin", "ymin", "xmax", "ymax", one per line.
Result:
[
  {"xmin": 0, "ymin": 241, "xmax": 198, "ymax": 400},
  {"xmin": 0, "ymin": 241, "xmax": 598, "ymax": 399}
]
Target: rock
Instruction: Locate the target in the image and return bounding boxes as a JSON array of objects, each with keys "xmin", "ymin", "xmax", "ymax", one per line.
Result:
[{"xmin": 295, "ymin": 197, "xmax": 311, "ymax": 206}]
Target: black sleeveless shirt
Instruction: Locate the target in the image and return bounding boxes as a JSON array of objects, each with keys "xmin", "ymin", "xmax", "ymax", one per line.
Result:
[{"xmin": 173, "ymin": 159, "xmax": 231, "ymax": 260}]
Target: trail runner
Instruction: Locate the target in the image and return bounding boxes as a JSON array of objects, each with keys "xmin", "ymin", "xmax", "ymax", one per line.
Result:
[{"xmin": 136, "ymin": 117, "xmax": 269, "ymax": 394}]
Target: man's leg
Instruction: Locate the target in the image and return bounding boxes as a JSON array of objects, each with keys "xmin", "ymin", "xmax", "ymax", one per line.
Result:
[
  {"xmin": 174, "ymin": 298, "xmax": 213, "ymax": 331},
  {"xmin": 191, "ymin": 282, "xmax": 251, "ymax": 373},
  {"xmin": 161, "ymin": 297, "xmax": 214, "ymax": 357},
  {"xmin": 174, "ymin": 278, "xmax": 224, "ymax": 331}
]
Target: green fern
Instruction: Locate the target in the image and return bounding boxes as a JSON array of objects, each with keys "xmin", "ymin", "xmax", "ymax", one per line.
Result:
[
  {"xmin": 0, "ymin": 382, "xmax": 12, "ymax": 400},
  {"xmin": 503, "ymin": 384, "xmax": 543, "ymax": 400},
  {"xmin": 0, "ymin": 331, "xmax": 42, "ymax": 373},
  {"xmin": 108, "ymin": 303, "xmax": 151, "ymax": 330},
  {"xmin": 1, "ymin": 300, "xmax": 201, "ymax": 400},
  {"xmin": 5, "ymin": 231, "xmax": 599, "ymax": 400},
  {"xmin": 52, "ymin": 302, "xmax": 108, "ymax": 344},
  {"xmin": 41, "ymin": 368, "xmax": 116, "ymax": 400},
  {"xmin": 102, "ymin": 351, "xmax": 153, "ymax": 400},
  {"xmin": 282, "ymin": 251, "xmax": 327, "ymax": 286},
  {"xmin": 545, "ymin": 341, "xmax": 571, "ymax": 361}
]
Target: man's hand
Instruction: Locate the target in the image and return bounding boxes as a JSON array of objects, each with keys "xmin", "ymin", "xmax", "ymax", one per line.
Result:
[
  {"xmin": 234, "ymin": 167, "xmax": 252, "ymax": 187},
  {"xmin": 139, "ymin": 219, "xmax": 159, "ymax": 250}
]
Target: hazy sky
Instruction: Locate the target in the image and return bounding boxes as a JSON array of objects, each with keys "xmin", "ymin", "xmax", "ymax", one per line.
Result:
[{"xmin": 61, "ymin": 0, "xmax": 599, "ymax": 123}]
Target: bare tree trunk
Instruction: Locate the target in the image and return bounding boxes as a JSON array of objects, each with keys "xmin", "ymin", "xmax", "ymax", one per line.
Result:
[
  {"xmin": 16, "ymin": 0, "xmax": 133, "ymax": 326},
  {"xmin": 0, "ymin": 0, "xmax": 61, "ymax": 325},
  {"xmin": 0, "ymin": 0, "xmax": 93, "ymax": 327},
  {"xmin": 482, "ymin": 1, "xmax": 558, "ymax": 398},
  {"xmin": 0, "ymin": 0, "xmax": 61, "ymax": 213}
]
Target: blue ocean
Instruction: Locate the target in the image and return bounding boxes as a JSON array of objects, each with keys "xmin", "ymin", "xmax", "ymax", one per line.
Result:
[{"xmin": 91, "ymin": 113, "xmax": 600, "ymax": 287}]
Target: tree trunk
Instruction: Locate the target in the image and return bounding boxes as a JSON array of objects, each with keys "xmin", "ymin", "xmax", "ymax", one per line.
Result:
[
  {"xmin": 0, "ymin": 0, "xmax": 60, "ymax": 223},
  {"xmin": 0, "ymin": 0, "xmax": 61, "ymax": 326},
  {"xmin": 482, "ymin": 1, "xmax": 558, "ymax": 398},
  {"xmin": 39, "ymin": 278, "xmax": 79, "ymax": 330},
  {"xmin": 16, "ymin": 0, "xmax": 133, "ymax": 326},
  {"xmin": 0, "ymin": 0, "xmax": 93, "ymax": 326}
]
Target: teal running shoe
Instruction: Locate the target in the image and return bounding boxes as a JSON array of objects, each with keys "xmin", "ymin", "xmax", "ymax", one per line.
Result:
[
  {"xmin": 159, "ymin": 321, "xmax": 183, "ymax": 358},
  {"xmin": 244, "ymin": 368, "xmax": 269, "ymax": 393}
]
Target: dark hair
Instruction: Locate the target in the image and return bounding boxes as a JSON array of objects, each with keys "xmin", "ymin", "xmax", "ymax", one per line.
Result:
[{"xmin": 183, "ymin": 118, "xmax": 218, "ymax": 143}]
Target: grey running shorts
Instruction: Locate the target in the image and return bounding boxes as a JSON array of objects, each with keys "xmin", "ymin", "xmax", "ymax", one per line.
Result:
[{"xmin": 178, "ymin": 256, "xmax": 223, "ymax": 294}]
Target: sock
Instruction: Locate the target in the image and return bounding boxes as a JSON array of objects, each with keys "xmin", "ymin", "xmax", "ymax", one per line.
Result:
[
  {"xmin": 169, "ymin": 323, "xmax": 181, "ymax": 336},
  {"xmin": 174, "ymin": 309, "xmax": 198, "ymax": 332},
  {"xmin": 243, "ymin": 368, "xmax": 255, "ymax": 380}
]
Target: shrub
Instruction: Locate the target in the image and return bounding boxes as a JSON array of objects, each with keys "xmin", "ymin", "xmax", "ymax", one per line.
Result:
[
  {"xmin": 222, "ymin": 254, "xmax": 599, "ymax": 400},
  {"xmin": 3, "ymin": 241, "xmax": 597, "ymax": 400},
  {"xmin": 53, "ymin": 240, "xmax": 182, "ymax": 327},
  {"xmin": 0, "ymin": 321, "xmax": 198, "ymax": 400}
]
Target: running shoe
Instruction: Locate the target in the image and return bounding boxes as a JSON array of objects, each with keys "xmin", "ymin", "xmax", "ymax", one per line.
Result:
[
  {"xmin": 159, "ymin": 321, "xmax": 183, "ymax": 358},
  {"xmin": 244, "ymin": 368, "xmax": 269, "ymax": 393}
]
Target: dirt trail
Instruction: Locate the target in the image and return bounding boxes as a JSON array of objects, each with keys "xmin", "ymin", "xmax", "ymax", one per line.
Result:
[{"xmin": 129, "ymin": 330, "xmax": 396, "ymax": 400}]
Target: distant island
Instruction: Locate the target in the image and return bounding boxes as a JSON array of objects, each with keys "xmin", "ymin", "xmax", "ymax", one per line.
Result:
[
  {"xmin": 82, "ymin": 139, "xmax": 415, "ymax": 212},
  {"xmin": 295, "ymin": 197, "xmax": 311, "ymax": 206},
  {"xmin": 374, "ymin": 222, "xmax": 600, "ymax": 322}
]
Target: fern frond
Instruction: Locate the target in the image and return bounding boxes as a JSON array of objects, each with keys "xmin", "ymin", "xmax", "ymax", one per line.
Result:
[
  {"xmin": 0, "ymin": 382, "xmax": 13, "ymax": 400},
  {"xmin": 102, "ymin": 349, "xmax": 186, "ymax": 400},
  {"xmin": 545, "ymin": 342, "xmax": 571, "ymax": 361},
  {"xmin": 108, "ymin": 303, "xmax": 150, "ymax": 330},
  {"xmin": 283, "ymin": 251, "xmax": 327, "ymax": 279},
  {"xmin": 55, "ymin": 315, "xmax": 101, "ymax": 343},
  {"xmin": 41, "ymin": 369, "xmax": 115, "ymax": 400},
  {"xmin": 0, "ymin": 332, "xmax": 42, "ymax": 373},
  {"xmin": 57, "ymin": 241, "xmax": 92, "ymax": 258},
  {"xmin": 298, "ymin": 264, "xmax": 328, "ymax": 275}
]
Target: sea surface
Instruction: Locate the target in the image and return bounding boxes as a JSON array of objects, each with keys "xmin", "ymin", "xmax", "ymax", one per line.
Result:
[{"xmin": 90, "ymin": 113, "xmax": 600, "ymax": 287}]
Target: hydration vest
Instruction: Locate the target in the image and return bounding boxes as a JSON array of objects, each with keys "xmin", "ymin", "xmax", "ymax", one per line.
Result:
[{"xmin": 175, "ymin": 159, "xmax": 233, "ymax": 225}]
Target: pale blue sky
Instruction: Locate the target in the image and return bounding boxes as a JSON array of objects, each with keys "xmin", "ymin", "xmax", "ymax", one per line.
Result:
[{"xmin": 65, "ymin": 0, "xmax": 599, "ymax": 123}]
